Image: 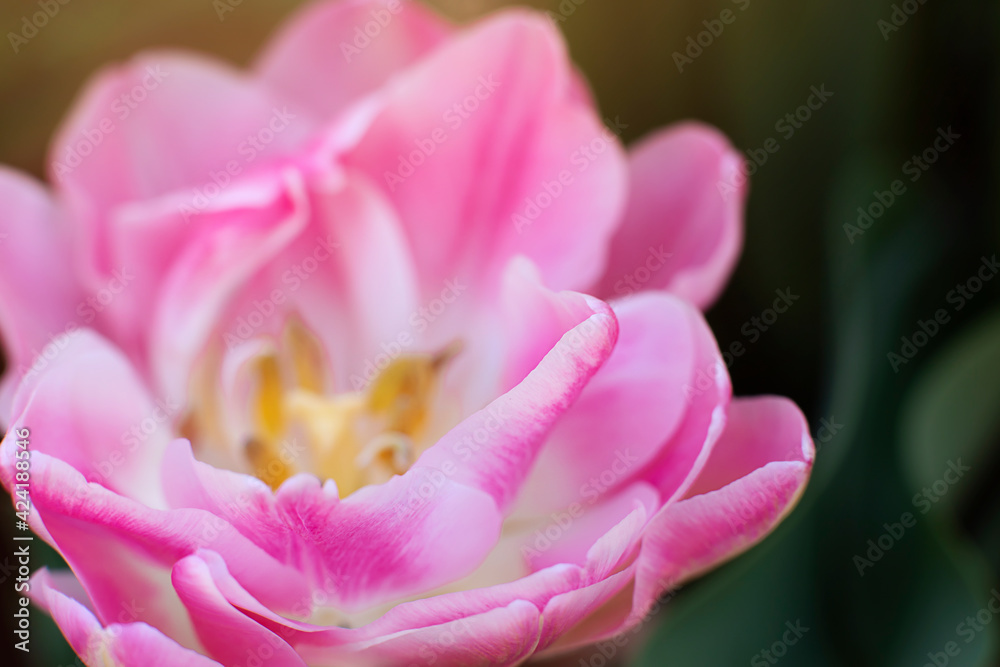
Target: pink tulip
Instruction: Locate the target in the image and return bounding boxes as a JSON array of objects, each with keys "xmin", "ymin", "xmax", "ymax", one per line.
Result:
[{"xmin": 0, "ymin": 1, "xmax": 813, "ymax": 664}]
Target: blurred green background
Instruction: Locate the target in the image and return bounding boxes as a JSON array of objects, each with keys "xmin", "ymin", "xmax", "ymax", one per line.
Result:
[{"xmin": 1, "ymin": 0, "xmax": 998, "ymax": 665}]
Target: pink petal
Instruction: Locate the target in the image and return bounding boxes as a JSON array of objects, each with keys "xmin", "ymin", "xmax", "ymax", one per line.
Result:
[
  {"xmin": 632, "ymin": 396, "xmax": 814, "ymax": 615},
  {"xmin": 320, "ymin": 600, "xmax": 542, "ymax": 667},
  {"xmin": 162, "ymin": 441, "xmax": 501, "ymax": 614},
  {"xmin": 5, "ymin": 449, "xmax": 311, "ymax": 647},
  {"xmin": 170, "ymin": 549, "xmax": 558, "ymax": 666},
  {"xmin": 536, "ymin": 398, "xmax": 813, "ymax": 655},
  {"xmin": 31, "ymin": 569, "xmax": 221, "ymax": 667},
  {"xmin": 150, "ymin": 169, "xmax": 310, "ymax": 400},
  {"xmin": 414, "ymin": 299, "xmax": 619, "ymax": 513},
  {"xmin": 4, "ymin": 329, "xmax": 170, "ymax": 507},
  {"xmin": 254, "ymin": 0, "xmax": 452, "ymax": 119},
  {"xmin": 50, "ymin": 52, "xmax": 315, "ymax": 276},
  {"xmin": 593, "ymin": 122, "xmax": 745, "ymax": 309},
  {"xmin": 496, "ymin": 256, "xmax": 611, "ymax": 392},
  {"xmin": 345, "ymin": 10, "xmax": 627, "ymax": 295},
  {"xmin": 0, "ymin": 168, "xmax": 83, "ymax": 421},
  {"xmin": 171, "ymin": 555, "xmax": 306, "ymax": 667},
  {"xmin": 518, "ymin": 292, "xmax": 730, "ymax": 515},
  {"xmin": 536, "ymin": 566, "xmax": 637, "ymax": 655},
  {"xmin": 520, "ymin": 482, "xmax": 657, "ymax": 575}
]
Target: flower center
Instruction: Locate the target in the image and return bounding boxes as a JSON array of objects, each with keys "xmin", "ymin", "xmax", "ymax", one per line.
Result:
[{"xmin": 242, "ymin": 322, "xmax": 461, "ymax": 496}]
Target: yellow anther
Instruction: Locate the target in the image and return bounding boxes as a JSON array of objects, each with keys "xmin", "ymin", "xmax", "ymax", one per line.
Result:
[{"xmin": 241, "ymin": 320, "xmax": 462, "ymax": 496}]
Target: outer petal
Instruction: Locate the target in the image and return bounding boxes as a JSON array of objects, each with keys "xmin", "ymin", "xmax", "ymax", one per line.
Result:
[
  {"xmin": 536, "ymin": 397, "xmax": 813, "ymax": 655},
  {"xmin": 345, "ymin": 10, "xmax": 627, "ymax": 295},
  {"xmin": 0, "ymin": 168, "xmax": 83, "ymax": 422},
  {"xmin": 4, "ymin": 329, "xmax": 171, "ymax": 508},
  {"xmin": 593, "ymin": 122, "xmax": 745, "ymax": 309},
  {"xmin": 633, "ymin": 396, "xmax": 814, "ymax": 627},
  {"xmin": 3, "ymin": 449, "xmax": 312, "ymax": 650},
  {"xmin": 30, "ymin": 569, "xmax": 222, "ymax": 667},
  {"xmin": 168, "ymin": 550, "xmax": 573, "ymax": 667},
  {"xmin": 50, "ymin": 52, "xmax": 315, "ymax": 276},
  {"xmin": 516, "ymin": 292, "xmax": 730, "ymax": 516},
  {"xmin": 254, "ymin": 0, "xmax": 452, "ymax": 119}
]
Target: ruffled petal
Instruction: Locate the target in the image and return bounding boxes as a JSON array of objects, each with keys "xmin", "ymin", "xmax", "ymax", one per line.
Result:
[{"xmin": 50, "ymin": 52, "xmax": 315, "ymax": 276}]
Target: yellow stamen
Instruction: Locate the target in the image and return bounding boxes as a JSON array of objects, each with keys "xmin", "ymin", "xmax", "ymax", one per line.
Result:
[{"xmin": 241, "ymin": 320, "xmax": 461, "ymax": 495}]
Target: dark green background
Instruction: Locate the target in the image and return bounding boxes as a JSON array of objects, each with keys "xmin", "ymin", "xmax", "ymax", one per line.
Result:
[{"xmin": 1, "ymin": 0, "xmax": 998, "ymax": 665}]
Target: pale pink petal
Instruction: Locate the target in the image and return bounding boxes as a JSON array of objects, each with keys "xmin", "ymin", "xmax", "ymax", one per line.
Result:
[
  {"xmin": 50, "ymin": 52, "xmax": 315, "ymax": 276},
  {"xmin": 521, "ymin": 482, "xmax": 657, "ymax": 575},
  {"xmin": 31, "ymin": 569, "xmax": 221, "ymax": 667},
  {"xmin": 150, "ymin": 169, "xmax": 310, "ymax": 401},
  {"xmin": 306, "ymin": 169, "xmax": 420, "ymax": 381},
  {"xmin": 0, "ymin": 168, "xmax": 83, "ymax": 421},
  {"xmin": 345, "ymin": 10, "xmax": 627, "ymax": 295},
  {"xmin": 593, "ymin": 122, "xmax": 745, "ymax": 309},
  {"xmin": 5, "ymin": 329, "xmax": 169, "ymax": 507},
  {"xmin": 254, "ymin": 0, "xmax": 452, "ymax": 119},
  {"xmin": 318, "ymin": 600, "xmax": 542, "ymax": 667},
  {"xmin": 536, "ymin": 566, "xmax": 637, "ymax": 655}
]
